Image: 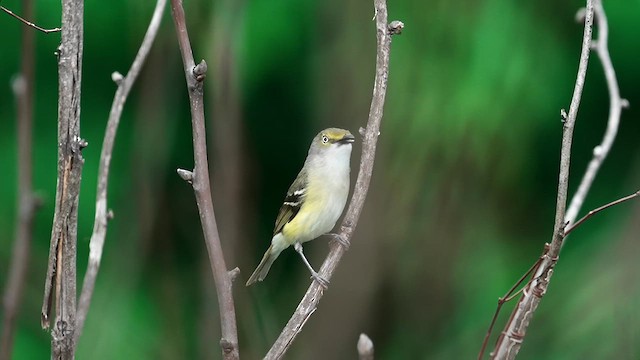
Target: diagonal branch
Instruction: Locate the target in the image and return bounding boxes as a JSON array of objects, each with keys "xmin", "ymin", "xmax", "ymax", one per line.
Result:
[
  {"xmin": 169, "ymin": 0, "xmax": 239, "ymax": 359},
  {"xmin": 1, "ymin": 0, "xmax": 40, "ymax": 357},
  {"xmin": 565, "ymin": 190, "xmax": 639, "ymax": 236},
  {"xmin": 264, "ymin": 2, "xmax": 403, "ymax": 359},
  {"xmin": 0, "ymin": 5, "xmax": 61, "ymax": 33},
  {"xmin": 74, "ymin": 0, "xmax": 166, "ymax": 345},
  {"xmin": 40, "ymin": 0, "xmax": 85, "ymax": 358}
]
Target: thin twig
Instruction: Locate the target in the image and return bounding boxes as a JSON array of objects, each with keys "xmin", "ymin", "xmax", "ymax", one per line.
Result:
[
  {"xmin": 40, "ymin": 0, "xmax": 85, "ymax": 358},
  {"xmin": 264, "ymin": 3, "xmax": 403, "ymax": 359},
  {"xmin": 564, "ymin": 0, "xmax": 628, "ymax": 227},
  {"xmin": 169, "ymin": 0, "xmax": 239, "ymax": 359},
  {"xmin": 1, "ymin": 5, "xmax": 61, "ymax": 33},
  {"xmin": 0, "ymin": 0, "xmax": 38, "ymax": 356},
  {"xmin": 491, "ymin": 1, "xmax": 606, "ymax": 359},
  {"xmin": 74, "ymin": 0, "xmax": 166, "ymax": 345},
  {"xmin": 565, "ymin": 190, "xmax": 640, "ymax": 236}
]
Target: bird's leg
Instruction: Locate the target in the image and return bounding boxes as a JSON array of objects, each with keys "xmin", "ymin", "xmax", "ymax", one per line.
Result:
[
  {"xmin": 293, "ymin": 242, "xmax": 329, "ymax": 288},
  {"xmin": 325, "ymin": 232, "xmax": 350, "ymax": 250}
]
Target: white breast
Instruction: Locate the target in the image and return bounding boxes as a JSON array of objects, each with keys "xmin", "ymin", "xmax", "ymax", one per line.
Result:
[{"xmin": 300, "ymin": 143, "xmax": 352, "ymax": 241}]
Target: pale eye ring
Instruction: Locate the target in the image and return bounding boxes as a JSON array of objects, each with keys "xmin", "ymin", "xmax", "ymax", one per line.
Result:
[{"xmin": 321, "ymin": 135, "xmax": 329, "ymax": 144}]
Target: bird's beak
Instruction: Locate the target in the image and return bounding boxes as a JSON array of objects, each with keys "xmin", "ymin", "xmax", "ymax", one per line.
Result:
[{"xmin": 339, "ymin": 134, "xmax": 355, "ymax": 144}]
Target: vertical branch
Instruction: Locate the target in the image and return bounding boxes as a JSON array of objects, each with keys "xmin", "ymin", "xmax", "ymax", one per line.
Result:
[
  {"xmin": 40, "ymin": 0, "xmax": 84, "ymax": 358},
  {"xmin": 169, "ymin": 1, "xmax": 239, "ymax": 359},
  {"xmin": 490, "ymin": 1, "xmax": 595, "ymax": 359},
  {"xmin": 264, "ymin": 2, "xmax": 403, "ymax": 358},
  {"xmin": 74, "ymin": 0, "xmax": 166, "ymax": 345},
  {"xmin": 0, "ymin": 0, "xmax": 38, "ymax": 357}
]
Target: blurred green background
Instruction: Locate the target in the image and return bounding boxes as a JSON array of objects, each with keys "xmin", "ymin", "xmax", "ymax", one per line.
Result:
[{"xmin": 1, "ymin": 0, "xmax": 639, "ymax": 359}]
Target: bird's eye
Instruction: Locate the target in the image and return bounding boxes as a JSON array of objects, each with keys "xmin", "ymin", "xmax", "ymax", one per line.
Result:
[{"xmin": 321, "ymin": 135, "xmax": 329, "ymax": 144}]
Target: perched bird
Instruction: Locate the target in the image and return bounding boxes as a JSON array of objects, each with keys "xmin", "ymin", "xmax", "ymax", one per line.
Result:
[{"xmin": 246, "ymin": 128, "xmax": 355, "ymax": 287}]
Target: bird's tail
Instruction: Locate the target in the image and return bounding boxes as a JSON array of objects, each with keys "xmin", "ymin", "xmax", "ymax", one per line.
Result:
[{"xmin": 246, "ymin": 245, "xmax": 282, "ymax": 286}]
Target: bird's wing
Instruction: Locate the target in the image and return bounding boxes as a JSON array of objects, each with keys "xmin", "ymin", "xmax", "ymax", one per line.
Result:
[{"xmin": 273, "ymin": 170, "xmax": 307, "ymax": 236}]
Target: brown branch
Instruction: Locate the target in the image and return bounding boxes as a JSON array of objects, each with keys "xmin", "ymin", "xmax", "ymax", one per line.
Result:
[
  {"xmin": 169, "ymin": 1, "xmax": 239, "ymax": 359},
  {"xmin": 40, "ymin": 0, "xmax": 85, "ymax": 359},
  {"xmin": 264, "ymin": 3, "xmax": 403, "ymax": 359},
  {"xmin": 74, "ymin": 0, "xmax": 166, "ymax": 346},
  {"xmin": 491, "ymin": 2, "xmax": 595, "ymax": 359},
  {"xmin": 1, "ymin": 5, "xmax": 61, "ymax": 33},
  {"xmin": 478, "ymin": 256, "xmax": 544, "ymax": 360},
  {"xmin": 0, "ymin": 0, "xmax": 39, "ymax": 357}
]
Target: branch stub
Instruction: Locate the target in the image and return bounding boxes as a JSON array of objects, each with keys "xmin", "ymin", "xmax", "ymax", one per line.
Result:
[
  {"xmin": 388, "ymin": 20, "xmax": 404, "ymax": 35},
  {"xmin": 111, "ymin": 71, "xmax": 124, "ymax": 85},
  {"xmin": 177, "ymin": 168, "xmax": 194, "ymax": 184}
]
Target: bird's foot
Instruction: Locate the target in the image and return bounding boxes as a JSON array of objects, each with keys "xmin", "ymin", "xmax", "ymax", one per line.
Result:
[
  {"xmin": 327, "ymin": 232, "xmax": 350, "ymax": 250},
  {"xmin": 310, "ymin": 271, "xmax": 329, "ymax": 289}
]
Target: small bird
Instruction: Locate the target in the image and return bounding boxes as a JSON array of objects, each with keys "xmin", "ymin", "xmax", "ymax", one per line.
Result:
[{"xmin": 246, "ymin": 128, "xmax": 355, "ymax": 287}]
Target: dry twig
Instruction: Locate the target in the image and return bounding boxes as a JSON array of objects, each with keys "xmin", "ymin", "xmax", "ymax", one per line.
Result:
[
  {"xmin": 169, "ymin": 0, "xmax": 239, "ymax": 358},
  {"xmin": 0, "ymin": 5, "xmax": 61, "ymax": 33},
  {"xmin": 40, "ymin": 0, "xmax": 85, "ymax": 358},
  {"xmin": 74, "ymin": 0, "xmax": 166, "ymax": 345},
  {"xmin": 264, "ymin": 2, "xmax": 403, "ymax": 358}
]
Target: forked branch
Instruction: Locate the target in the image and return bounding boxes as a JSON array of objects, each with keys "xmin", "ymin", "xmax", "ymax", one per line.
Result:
[{"xmin": 487, "ymin": 0, "xmax": 631, "ymax": 358}]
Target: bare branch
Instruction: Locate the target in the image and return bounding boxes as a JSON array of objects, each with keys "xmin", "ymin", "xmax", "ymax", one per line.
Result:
[
  {"xmin": 564, "ymin": 0, "xmax": 628, "ymax": 226},
  {"xmin": 565, "ymin": 190, "xmax": 640, "ymax": 236},
  {"xmin": 264, "ymin": 3, "xmax": 403, "ymax": 359},
  {"xmin": 357, "ymin": 333, "xmax": 374, "ymax": 360},
  {"xmin": 0, "ymin": 0, "xmax": 39, "ymax": 356},
  {"xmin": 74, "ymin": 0, "xmax": 166, "ymax": 345},
  {"xmin": 169, "ymin": 0, "xmax": 239, "ymax": 358},
  {"xmin": 489, "ymin": 1, "xmax": 633, "ymax": 358},
  {"xmin": 40, "ymin": 0, "xmax": 85, "ymax": 358},
  {"xmin": 1, "ymin": 5, "xmax": 61, "ymax": 33}
]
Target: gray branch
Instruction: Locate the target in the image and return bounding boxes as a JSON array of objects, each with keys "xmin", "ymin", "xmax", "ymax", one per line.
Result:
[
  {"xmin": 74, "ymin": 0, "xmax": 166, "ymax": 346},
  {"xmin": 1, "ymin": 0, "xmax": 39, "ymax": 356},
  {"xmin": 169, "ymin": 0, "xmax": 239, "ymax": 358},
  {"xmin": 40, "ymin": 0, "xmax": 85, "ymax": 358},
  {"xmin": 264, "ymin": 2, "xmax": 403, "ymax": 359}
]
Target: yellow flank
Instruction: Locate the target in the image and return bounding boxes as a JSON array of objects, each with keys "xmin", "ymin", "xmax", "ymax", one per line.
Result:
[{"xmin": 281, "ymin": 180, "xmax": 326, "ymax": 244}]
